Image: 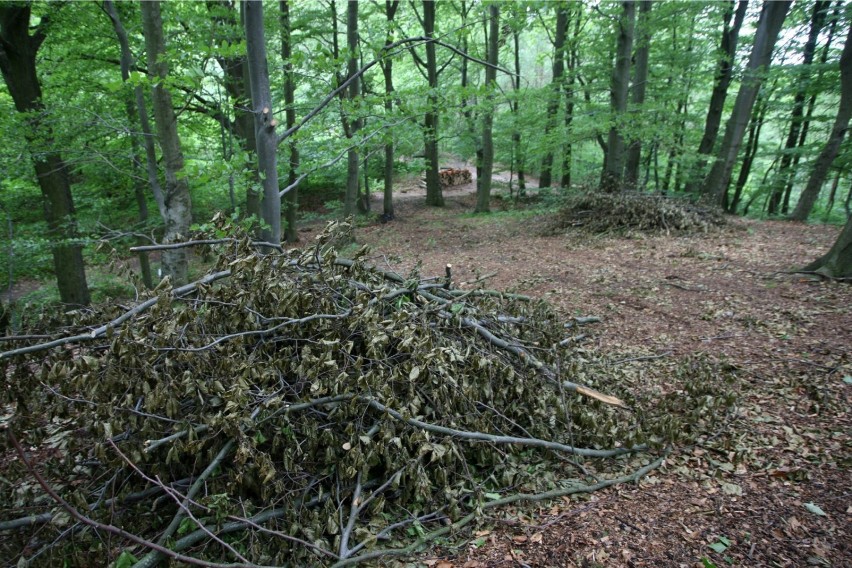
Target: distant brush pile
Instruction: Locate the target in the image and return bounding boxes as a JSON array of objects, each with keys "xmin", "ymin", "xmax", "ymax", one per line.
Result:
[{"xmin": 549, "ymin": 191, "xmax": 726, "ymax": 236}]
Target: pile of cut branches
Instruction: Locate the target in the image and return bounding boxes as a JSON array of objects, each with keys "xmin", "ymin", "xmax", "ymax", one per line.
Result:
[
  {"xmin": 0, "ymin": 221, "xmax": 733, "ymax": 567},
  {"xmin": 548, "ymin": 191, "xmax": 727, "ymax": 236}
]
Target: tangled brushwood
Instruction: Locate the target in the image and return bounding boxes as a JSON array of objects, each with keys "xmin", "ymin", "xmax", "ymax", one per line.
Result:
[
  {"xmin": 548, "ymin": 191, "xmax": 727, "ymax": 236},
  {"xmin": 1, "ymin": 221, "xmax": 734, "ymax": 567}
]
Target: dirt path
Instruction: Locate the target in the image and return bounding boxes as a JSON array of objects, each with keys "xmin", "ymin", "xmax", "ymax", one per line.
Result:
[{"xmin": 356, "ymin": 192, "xmax": 851, "ymax": 568}]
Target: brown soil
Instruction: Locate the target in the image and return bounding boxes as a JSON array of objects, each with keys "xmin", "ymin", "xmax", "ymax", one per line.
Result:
[{"xmin": 350, "ymin": 186, "xmax": 851, "ymax": 568}]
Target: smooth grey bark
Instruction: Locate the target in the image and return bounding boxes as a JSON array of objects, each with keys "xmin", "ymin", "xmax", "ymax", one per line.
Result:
[
  {"xmin": 803, "ymin": 215, "xmax": 852, "ymax": 278},
  {"xmin": 103, "ymin": 0, "xmax": 154, "ymax": 289},
  {"xmin": 422, "ymin": 0, "xmax": 443, "ymax": 206},
  {"xmin": 243, "ymin": 0, "xmax": 281, "ymax": 245},
  {"xmin": 624, "ymin": 0, "xmax": 652, "ymax": 187},
  {"xmin": 344, "ymin": 0, "xmax": 362, "ymax": 216},
  {"xmin": 281, "ymin": 0, "xmax": 298, "ymax": 242},
  {"xmin": 539, "ymin": 2, "xmax": 568, "ymax": 189},
  {"xmin": 601, "ymin": 1, "xmax": 636, "ymax": 192},
  {"xmin": 381, "ymin": 0, "xmax": 400, "ymax": 220},
  {"xmin": 141, "ymin": 0, "xmax": 194, "ymax": 284},
  {"xmin": 475, "ymin": 4, "xmax": 499, "ymax": 213},
  {"xmin": 561, "ymin": 3, "xmax": 581, "ymax": 190},
  {"xmin": 0, "ymin": 5, "xmax": 90, "ymax": 305},
  {"xmin": 767, "ymin": 0, "xmax": 830, "ymax": 214},
  {"xmin": 686, "ymin": 0, "xmax": 748, "ymax": 193},
  {"xmin": 790, "ymin": 21, "xmax": 852, "ymax": 221},
  {"xmin": 700, "ymin": 0, "xmax": 791, "ymax": 207}
]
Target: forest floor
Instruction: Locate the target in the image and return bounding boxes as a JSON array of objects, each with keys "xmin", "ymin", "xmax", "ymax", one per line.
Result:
[{"xmin": 304, "ymin": 173, "xmax": 851, "ymax": 568}]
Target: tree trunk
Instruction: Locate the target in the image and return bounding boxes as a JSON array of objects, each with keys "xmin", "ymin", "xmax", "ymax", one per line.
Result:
[
  {"xmin": 766, "ymin": 0, "xmax": 830, "ymax": 214},
  {"xmin": 700, "ymin": 1, "xmax": 791, "ymax": 207},
  {"xmin": 790, "ymin": 21, "xmax": 852, "ymax": 221},
  {"xmin": 822, "ymin": 167, "xmax": 843, "ymax": 222},
  {"xmin": 539, "ymin": 2, "xmax": 568, "ymax": 189},
  {"xmin": 382, "ymin": 1, "xmax": 400, "ymax": 220},
  {"xmin": 781, "ymin": 2, "xmax": 842, "ymax": 212},
  {"xmin": 601, "ymin": 1, "xmax": 636, "ymax": 192},
  {"xmin": 141, "ymin": 1, "xmax": 194, "ymax": 284},
  {"xmin": 511, "ymin": 28, "xmax": 526, "ymax": 194},
  {"xmin": 342, "ymin": 0, "xmax": 362, "ymax": 216},
  {"xmin": 803, "ymin": 215, "xmax": 852, "ymax": 278},
  {"xmin": 423, "ymin": 0, "xmax": 443, "ymax": 206},
  {"xmin": 729, "ymin": 93, "xmax": 769, "ymax": 213},
  {"xmin": 208, "ymin": 0, "xmax": 260, "ymax": 221},
  {"xmin": 281, "ymin": 0, "xmax": 298, "ymax": 242},
  {"xmin": 0, "ymin": 5, "xmax": 90, "ymax": 305},
  {"xmin": 624, "ymin": 0, "xmax": 652, "ymax": 188},
  {"xmin": 103, "ymin": 0, "xmax": 154, "ymax": 289},
  {"xmin": 686, "ymin": 0, "xmax": 748, "ymax": 193},
  {"xmin": 243, "ymin": 0, "xmax": 281, "ymax": 245},
  {"xmin": 475, "ymin": 4, "xmax": 499, "ymax": 213},
  {"xmin": 561, "ymin": 3, "xmax": 582, "ymax": 190}
]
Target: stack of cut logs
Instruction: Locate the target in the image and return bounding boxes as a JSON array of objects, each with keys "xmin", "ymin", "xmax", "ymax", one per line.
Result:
[{"xmin": 420, "ymin": 168, "xmax": 473, "ymax": 189}]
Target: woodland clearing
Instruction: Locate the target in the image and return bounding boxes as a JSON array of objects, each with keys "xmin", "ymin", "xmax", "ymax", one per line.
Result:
[{"xmin": 341, "ymin": 179, "xmax": 852, "ymax": 568}]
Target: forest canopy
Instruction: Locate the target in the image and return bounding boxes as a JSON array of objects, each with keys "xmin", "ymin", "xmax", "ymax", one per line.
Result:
[{"xmin": 0, "ymin": 0, "xmax": 851, "ymax": 301}]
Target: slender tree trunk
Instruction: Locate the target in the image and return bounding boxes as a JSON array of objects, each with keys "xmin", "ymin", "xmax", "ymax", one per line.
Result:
[
  {"xmin": 601, "ymin": 1, "xmax": 636, "ymax": 192},
  {"xmin": 701, "ymin": 1, "xmax": 791, "ymax": 207},
  {"xmin": 766, "ymin": 0, "xmax": 830, "ymax": 214},
  {"xmin": 382, "ymin": 1, "xmax": 400, "ymax": 220},
  {"xmin": 475, "ymin": 4, "xmax": 499, "ymax": 213},
  {"xmin": 511, "ymin": 28, "xmax": 526, "ymax": 193},
  {"xmin": 103, "ymin": 0, "xmax": 154, "ymax": 289},
  {"xmin": 281, "ymin": 0, "xmax": 298, "ymax": 242},
  {"xmin": 0, "ymin": 5, "xmax": 90, "ymax": 305},
  {"xmin": 624, "ymin": 0, "xmax": 652, "ymax": 188},
  {"xmin": 343, "ymin": 0, "xmax": 362, "ymax": 216},
  {"xmin": 208, "ymin": 0, "xmax": 260, "ymax": 220},
  {"xmin": 686, "ymin": 0, "xmax": 748, "ymax": 193},
  {"xmin": 539, "ymin": 2, "xmax": 568, "ymax": 189},
  {"xmin": 790, "ymin": 22, "xmax": 852, "ymax": 221},
  {"xmin": 141, "ymin": 1, "xmax": 195, "ymax": 282},
  {"xmin": 782, "ymin": 1, "xmax": 842, "ymax": 212},
  {"xmin": 243, "ymin": 0, "xmax": 280, "ymax": 245},
  {"xmin": 423, "ymin": 0, "xmax": 443, "ymax": 206},
  {"xmin": 729, "ymin": 93, "xmax": 769, "ymax": 212},
  {"xmin": 561, "ymin": 3, "xmax": 582, "ymax": 190},
  {"xmin": 822, "ymin": 167, "xmax": 843, "ymax": 222}
]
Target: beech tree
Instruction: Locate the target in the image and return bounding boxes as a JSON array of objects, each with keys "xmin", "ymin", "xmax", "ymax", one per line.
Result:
[
  {"xmin": 475, "ymin": 3, "xmax": 499, "ymax": 213},
  {"xmin": 539, "ymin": 2, "xmax": 568, "ymax": 189},
  {"xmin": 700, "ymin": 1, "xmax": 792, "ymax": 207},
  {"xmin": 767, "ymin": 1, "xmax": 831, "ymax": 215},
  {"xmin": 685, "ymin": 0, "xmax": 748, "ymax": 193},
  {"xmin": 601, "ymin": 1, "xmax": 636, "ymax": 192},
  {"xmin": 790, "ymin": 18, "xmax": 852, "ymax": 222},
  {"xmin": 244, "ymin": 0, "xmax": 281, "ymax": 245},
  {"xmin": 103, "ymin": 0, "xmax": 158, "ymax": 289},
  {"xmin": 624, "ymin": 0, "xmax": 653, "ymax": 187},
  {"xmin": 0, "ymin": 4, "xmax": 90, "ymax": 305},
  {"xmin": 281, "ymin": 0, "xmax": 298, "ymax": 242},
  {"xmin": 380, "ymin": 0, "xmax": 400, "ymax": 220},
  {"xmin": 141, "ymin": 0, "xmax": 193, "ymax": 283}
]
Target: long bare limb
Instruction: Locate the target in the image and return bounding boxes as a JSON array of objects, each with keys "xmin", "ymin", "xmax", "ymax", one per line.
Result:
[
  {"xmin": 329, "ymin": 453, "xmax": 668, "ymax": 568},
  {"xmin": 0, "ymin": 270, "xmax": 232, "ymax": 360}
]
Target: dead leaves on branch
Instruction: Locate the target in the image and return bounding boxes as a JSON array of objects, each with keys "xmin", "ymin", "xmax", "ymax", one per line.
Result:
[
  {"xmin": 548, "ymin": 191, "xmax": 727, "ymax": 236},
  {"xmin": 1, "ymin": 221, "xmax": 734, "ymax": 566}
]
